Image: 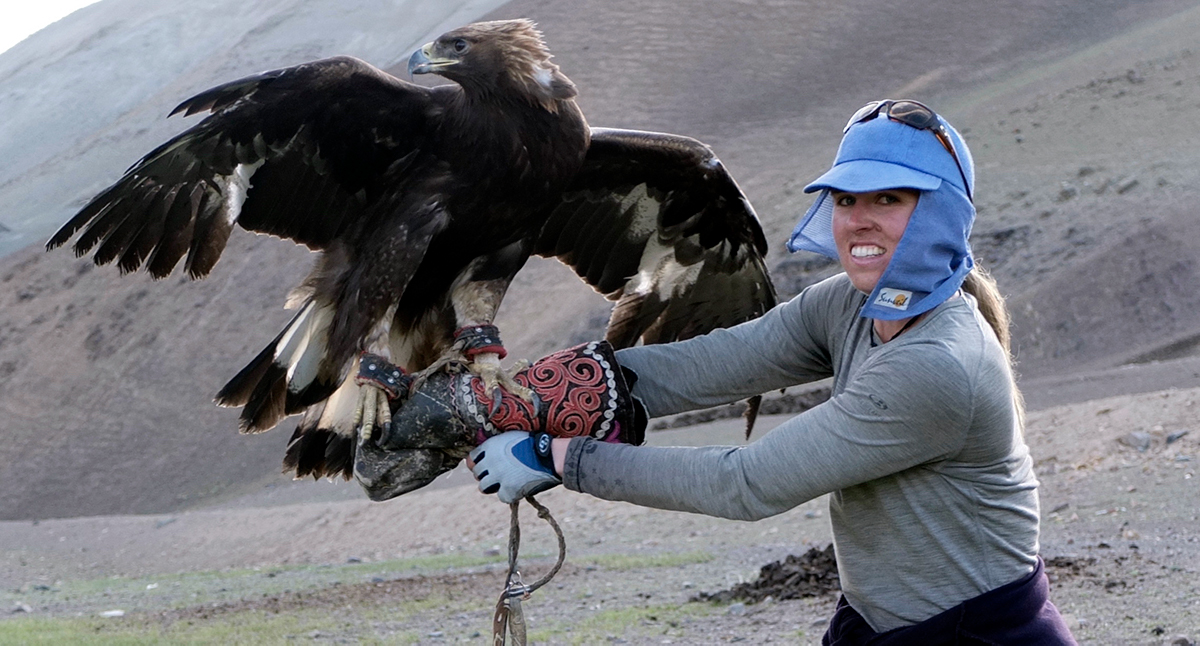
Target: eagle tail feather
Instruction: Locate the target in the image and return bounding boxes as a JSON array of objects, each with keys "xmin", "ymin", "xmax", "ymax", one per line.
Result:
[
  {"xmin": 216, "ymin": 299, "xmax": 341, "ymax": 433},
  {"xmin": 282, "ymin": 374, "xmax": 360, "ymax": 480},
  {"xmin": 282, "ymin": 425, "xmax": 354, "ymax": 481}
]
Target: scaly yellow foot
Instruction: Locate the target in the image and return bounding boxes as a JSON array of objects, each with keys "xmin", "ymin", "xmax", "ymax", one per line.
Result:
[{"xmin": 469, "ymin": 352, "xmax": 533, "ymax": 402}]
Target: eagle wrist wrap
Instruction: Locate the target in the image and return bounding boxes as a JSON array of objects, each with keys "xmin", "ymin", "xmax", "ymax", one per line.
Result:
[
  {"xmin": 354, "ymin": 352, "xmax": 412, "ymax": 400},
  {"xmin": 455, "ymin": 324, "xmax": 507, "ymax": 360}
]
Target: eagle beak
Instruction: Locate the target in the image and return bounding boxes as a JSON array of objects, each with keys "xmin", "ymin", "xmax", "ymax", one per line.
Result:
[{"xmin": 407, "ymin": 43, "xmax": 458, "ymax": 76}]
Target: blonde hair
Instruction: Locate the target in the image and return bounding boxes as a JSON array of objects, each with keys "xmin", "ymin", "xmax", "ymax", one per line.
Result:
[{"xmin": 961, "ymin": 263, "xmax": 1025, "ymax": 426}]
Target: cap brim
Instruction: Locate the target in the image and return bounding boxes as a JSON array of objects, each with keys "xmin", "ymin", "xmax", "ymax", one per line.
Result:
[{"xmin": 803, "ymin": 159, "xmax": 943, "ymax": 194}]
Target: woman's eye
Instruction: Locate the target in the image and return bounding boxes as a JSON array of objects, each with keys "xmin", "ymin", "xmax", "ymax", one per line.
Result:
[
  {"xmin": 835, "ymin": 195, "xmax": 854, "ymax": 207},
  {"xmin": 453, "ymin": 39, "xmax": 469, "ymax": 53}
]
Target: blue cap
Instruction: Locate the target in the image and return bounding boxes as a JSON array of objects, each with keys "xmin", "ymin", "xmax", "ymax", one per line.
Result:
[
  {"xmin": 788, "ymin": 111, "xmax": 976, "ymax": 321},
  {"xmin": 804, "ymin": 116, "xmax": 972, "ymax": 197}
]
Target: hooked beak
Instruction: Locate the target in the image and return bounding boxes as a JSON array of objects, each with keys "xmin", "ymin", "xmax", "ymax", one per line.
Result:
[{"xmin": 407, "ymin": 43, "xmax": 458, "ymax": 76}]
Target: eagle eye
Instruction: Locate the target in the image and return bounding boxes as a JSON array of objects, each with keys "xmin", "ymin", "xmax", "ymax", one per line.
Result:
[{"xmin": 453, "ymin": 38, "xmax": 469, "ymax": 53}]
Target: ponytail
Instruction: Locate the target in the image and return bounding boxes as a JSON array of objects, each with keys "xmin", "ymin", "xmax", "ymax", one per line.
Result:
[{"xmin": 961, "ymin": 263, "xmax": 1025, "ymax": 427}]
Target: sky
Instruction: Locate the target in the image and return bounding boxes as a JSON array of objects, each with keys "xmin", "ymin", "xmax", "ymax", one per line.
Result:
[{"xmin": 0, "ymin": 1, "xmax": 101, "ymax": 56}]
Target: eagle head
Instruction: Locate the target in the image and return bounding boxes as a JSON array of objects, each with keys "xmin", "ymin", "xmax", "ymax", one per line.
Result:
[{"xmin": 408, "ymin": 19, "xmax": 577, "ymax": 110}]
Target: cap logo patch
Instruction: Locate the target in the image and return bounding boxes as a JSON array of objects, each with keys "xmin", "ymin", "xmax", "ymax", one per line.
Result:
[{"xmin": 874, "ymin": 288, "xmax": 912, "ymax": 311}]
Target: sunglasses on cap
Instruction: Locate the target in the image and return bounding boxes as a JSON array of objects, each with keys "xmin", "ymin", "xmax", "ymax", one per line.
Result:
[{"xmin": 844, "ymin": 99, "xmax": 973, "ymax": 202}]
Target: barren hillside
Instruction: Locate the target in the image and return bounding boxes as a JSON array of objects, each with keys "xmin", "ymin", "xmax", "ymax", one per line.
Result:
[{"xmin": 1, "ymin": 0, "xmax": 1199, "ymax": 524}]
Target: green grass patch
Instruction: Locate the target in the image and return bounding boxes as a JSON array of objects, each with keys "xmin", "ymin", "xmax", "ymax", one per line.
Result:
[
  {"xmin": 1, "ymin": 593, "xmax": 470, "ymax": 644},
  {"xmin": 0, "ymin": 612, "xmax": 358, "ymax": 645},
  {"xmin": 1, "ymin": 550, "xmax": 513, "ymax": 628}
]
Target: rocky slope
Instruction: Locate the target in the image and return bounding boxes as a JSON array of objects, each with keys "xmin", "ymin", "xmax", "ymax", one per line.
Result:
[{"xmin": 2, "ymin": 0, "xmax": 1200, "ymax": 521}]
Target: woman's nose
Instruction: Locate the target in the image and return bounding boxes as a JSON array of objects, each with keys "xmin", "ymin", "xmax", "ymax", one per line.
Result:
[{"xmin": 845, "ymin": 203, "xmax": 877, "ymax": 230}]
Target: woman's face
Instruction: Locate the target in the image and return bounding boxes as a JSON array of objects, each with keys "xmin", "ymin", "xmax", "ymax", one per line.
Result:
[{"xmin": 831, "ymin": 189, "xmax": 919, "ymax": 294}]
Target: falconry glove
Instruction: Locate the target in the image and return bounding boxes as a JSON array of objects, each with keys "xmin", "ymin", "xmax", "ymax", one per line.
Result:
[
  {"xmin": 469, "ymin": 431, "xmax": 560, "ymax": 503},
  {"xmin": 355, "ymin": 340, "xmax": 646, "ymax": 501}
]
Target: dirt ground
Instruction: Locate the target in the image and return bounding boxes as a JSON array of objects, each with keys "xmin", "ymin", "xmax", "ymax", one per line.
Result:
[
  {"xmin": 1, "ymin": 384, "xmax": 1198, "ymax": 643},
  {"xmin": 4, "ymin": 0, "xmax": 1200, "ymax": 643}
]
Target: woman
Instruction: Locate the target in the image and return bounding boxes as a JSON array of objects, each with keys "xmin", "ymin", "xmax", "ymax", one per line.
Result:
[{"xmin": 468, "ymin": 100, "xmax": 1075, "ymax": 643}]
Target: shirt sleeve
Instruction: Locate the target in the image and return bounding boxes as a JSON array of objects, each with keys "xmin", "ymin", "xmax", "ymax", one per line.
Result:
[
  {"xmin": 563, "ymin": 341, "xmax": 973, "ymax": 521},
  {"xmin": 613, "ymin": 276, "xmax": 853, "ymax": 417}
]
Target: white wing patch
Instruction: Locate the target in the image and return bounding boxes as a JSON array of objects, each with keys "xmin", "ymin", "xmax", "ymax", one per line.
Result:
[
  {"xmin": 619, "ymin": 182, "xmax": 706, "ymax": 300},
  {"xmin": 620, "ymin": 183, "xmax": 658, "ymax": 239},
  {"xmin": 629, "ymin": 233, "xmax": 704, "ymax": 300},
  {"xmin": 222, "ymin": 159, "xmax": 264, "ymax": 226}
]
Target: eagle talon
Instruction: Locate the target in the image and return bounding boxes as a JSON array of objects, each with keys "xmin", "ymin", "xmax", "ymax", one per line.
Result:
[
  {"xmin": 355, "ymin": 382, "xmax": 392, "ymax": 445},
  {"xmin": 471, "ymin": 352, "xmax": 534, "ymax": 403}
]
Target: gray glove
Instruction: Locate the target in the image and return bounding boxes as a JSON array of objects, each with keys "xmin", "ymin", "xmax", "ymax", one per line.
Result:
[{"xmin": 469, "ymin": 431, "xmax": 561, "ymax": 504}]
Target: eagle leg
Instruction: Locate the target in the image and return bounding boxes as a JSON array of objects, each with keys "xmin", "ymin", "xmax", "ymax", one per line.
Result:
[
  {"xmin": 451, "ymin": 324, "xmax": 533, "ymax": 403},
  {"xmin": 467, "ymin": 351, "xmax": 533, "ymax": 407},
  {"xmin": 353, "ymin": 352, "xmax": 410, "ymax": 443}
]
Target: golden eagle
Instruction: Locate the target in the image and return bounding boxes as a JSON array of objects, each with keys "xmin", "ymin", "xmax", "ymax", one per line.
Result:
[{"xmin": 48, "ymin": 19, "xmax": 775, "ymax": 487}]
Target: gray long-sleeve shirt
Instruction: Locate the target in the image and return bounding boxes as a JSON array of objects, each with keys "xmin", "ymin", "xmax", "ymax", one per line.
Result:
[{"xmin": 563, "ymin": 273, "xmax": 1039, "ymax": 632}]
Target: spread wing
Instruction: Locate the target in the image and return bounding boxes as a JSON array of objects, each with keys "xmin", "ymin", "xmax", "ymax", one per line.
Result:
[
  {"xmin": 47, "ymin": 56, "xmax": 437, "ymax": 278},
  {"xmin": 533, "ymin": 128, "xmax": 777, "ymax": 348}
]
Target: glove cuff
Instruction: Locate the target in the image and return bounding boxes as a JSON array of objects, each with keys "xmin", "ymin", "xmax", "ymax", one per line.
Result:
[{"xmin": 530, "ymin": 431, "xmax": 555, "ymax": 472}]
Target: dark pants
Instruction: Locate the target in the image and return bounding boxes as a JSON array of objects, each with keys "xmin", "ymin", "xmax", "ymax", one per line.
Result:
[{"xmin": 823, "ymin": 558, "xmax": 1076, "ymax": 645}]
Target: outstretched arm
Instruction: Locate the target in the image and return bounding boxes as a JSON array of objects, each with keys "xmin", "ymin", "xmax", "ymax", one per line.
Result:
[
  {"xmin": 612, "ymin": 275, "xmax": 857, "ymax": 417},
  {"xmin": 560, "ymin": 342, "xmax": 972, "ymax": 520}
]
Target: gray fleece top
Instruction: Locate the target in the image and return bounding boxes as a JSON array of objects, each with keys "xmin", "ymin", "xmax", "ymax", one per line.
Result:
[{"xmin": 562, "ymin": 273, "xmax": 1039, "ymax": 632}]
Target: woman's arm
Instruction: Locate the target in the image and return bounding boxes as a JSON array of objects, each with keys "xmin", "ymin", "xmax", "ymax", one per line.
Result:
[
  {"xmin": 561, "ymin": 342, "xmax": 972, "ymax": 520},
  {"xmin": 614, "ymin": 276, "xmax": 854, "ymax": 417}
]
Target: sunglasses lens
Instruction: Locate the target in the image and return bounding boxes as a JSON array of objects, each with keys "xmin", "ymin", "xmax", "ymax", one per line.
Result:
[
  {"xmin": 844, "ymin": 101, "xmax": 884, "ymax": 133},
  {"xmin": 887, "ymin": 101, "xmax": 937, "ymax": 129}
]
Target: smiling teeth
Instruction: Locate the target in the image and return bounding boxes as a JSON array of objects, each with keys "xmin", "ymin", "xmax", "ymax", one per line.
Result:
[{"xmin": 851, "ymin": 245, "xmax": 885, "ymax": 258}]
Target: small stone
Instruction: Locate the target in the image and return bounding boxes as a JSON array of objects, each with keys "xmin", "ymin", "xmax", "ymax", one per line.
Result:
[
  {"xmin": 427, "ymin": 630, "xmax": 444, "ymax": 638},
  {"xmin": 1116, "ymin": 178, "xmax": 1139, "ymax": 194},
  {"xmin": 1118, "ymin": 432, "xmax": 1153, "ymax": 452},
  {"xmin": 1056, "ymin": 184, "xmax": 1079, "ymax": 202},
  {"xmin": 727, "ymin": 602, "xmax": 746, "ymax": 616},
  {"xmin": 99, "ymin": 609, "xmax": 125, "ymax": 618},
  {"xmin": 346, "ymin": 556, "xmax": 362, "ymax": 563},
  {"xmin": 804, "ymin": 510, "xmax": 822, "ymax": 519},
  {"xmin": 1169, "ymin": 636, "xmax": 1194, "ymax": 646},
  {"xmin": 1062, "ymin": 613, "xmax": 1081, "ymax": 632},
  {"xmin": 1167, "ymin": 430, "xmax": 1190, "ymax": 444},
  {"xmin": 681, "ymin": 581, "xmax": 694, "ymax": 589},
  {"xmin": 11, "ymin": 602, "xmax": 32, "ymax": 614}
]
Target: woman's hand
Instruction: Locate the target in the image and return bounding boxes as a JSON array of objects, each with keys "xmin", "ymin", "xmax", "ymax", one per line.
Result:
[{"xmin": 469, "ymin": 431, "xmax": 561, "ymax": 503}]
